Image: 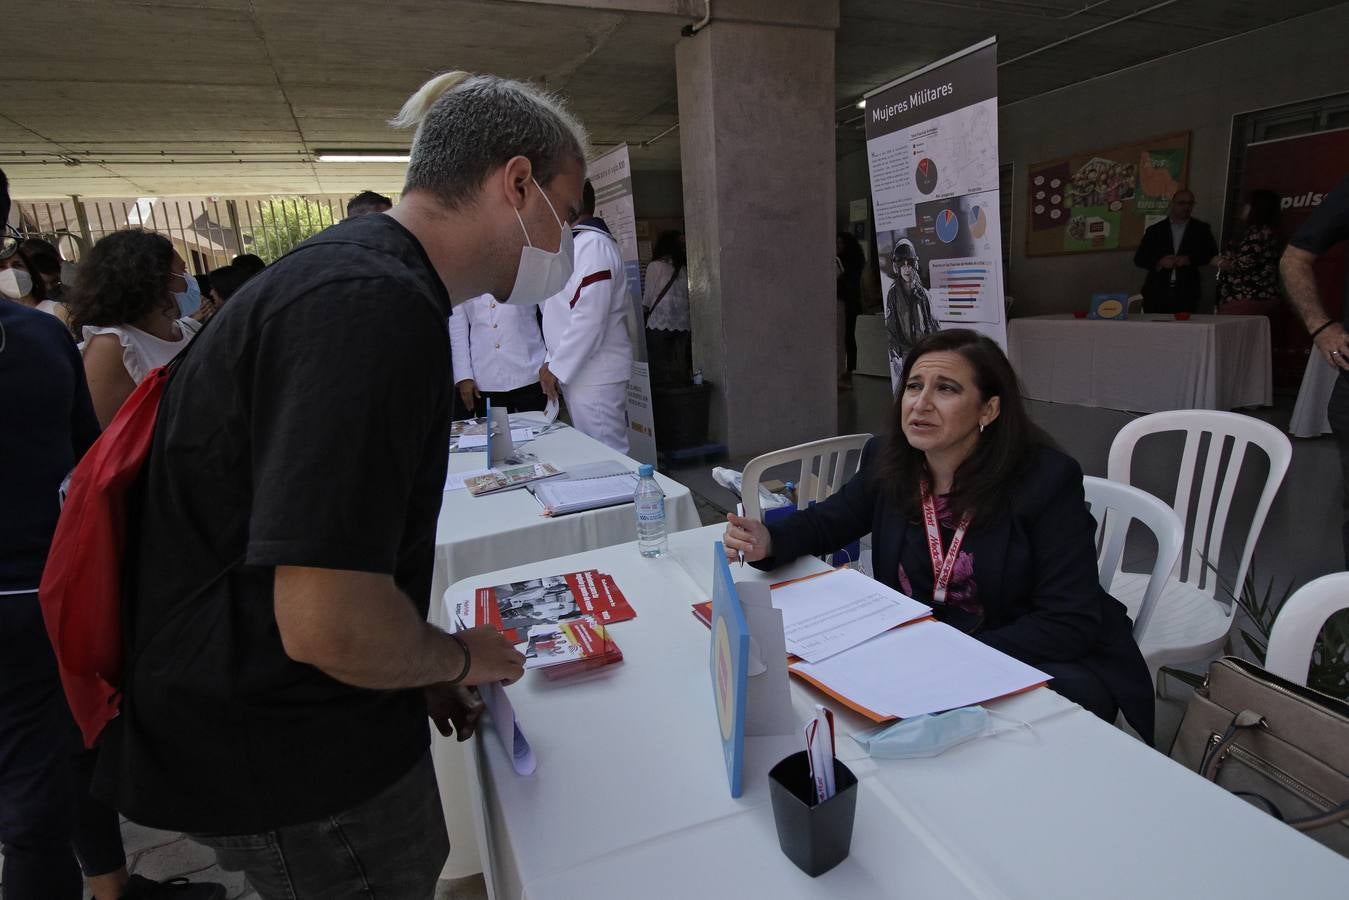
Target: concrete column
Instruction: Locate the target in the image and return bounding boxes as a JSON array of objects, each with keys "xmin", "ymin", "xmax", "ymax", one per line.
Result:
[{"xmin": 676, "ymin": 0, "xmax": 840, "ymax": 459}]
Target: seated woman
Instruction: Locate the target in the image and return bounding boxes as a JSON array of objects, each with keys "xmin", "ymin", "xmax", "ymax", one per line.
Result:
[{"xmin": 724, "ymin": 329, "xmax": 1154, "ymax": 743}]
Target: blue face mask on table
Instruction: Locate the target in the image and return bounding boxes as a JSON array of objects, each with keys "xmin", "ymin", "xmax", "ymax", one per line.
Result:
[{"xmin": 851, "ymin": 706, "xmax": 1030, "ymax": 759}]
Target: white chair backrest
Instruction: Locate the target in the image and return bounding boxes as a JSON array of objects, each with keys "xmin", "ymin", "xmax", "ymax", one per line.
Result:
[
  {"xmin": 1265, "ymin": 573, "xmax": 1349, "ymax": 686},
  {"xmin": 1082, "ymin": 476, "xmax": 1185, "ymax": 639},
  {"xmin": 1126, "ymin": 294, "xmax": 1145, "ymax": 314},
  {"xmin": 741, "ymin": 434, "xmax": 873, "ymax": 519},
  {"xmin": 1107, "ymin": 410, "xmax": 1291, "ymax": 600}
]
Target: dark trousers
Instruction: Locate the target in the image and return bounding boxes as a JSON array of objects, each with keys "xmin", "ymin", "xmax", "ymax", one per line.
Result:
[
  {"xmin": 1142, "ymin": 284, "xmax": 1198, "ymax": 314},
  {"xmin": 646, "ymin": 328, "xmax": 691, "ymax": 385},
  {"xmin": 1036, "ymin": 660, "xmax": 1119, "ymax": 726},
  {"xmin": 191, "ymin": 752, "xmax": 448, "ymax": 900},
  {"xmin": 0, "ymin": 593, "xmax": 126, "ymax": 900},
  {"xmin": 456, "ymin": 381, "xmax": 548, "ymax": 420},
  {"xmin": 1328, "ymin": 373, "xmax": 1349, "ymax": 564},
  {"xmin": 842, "ymin": 299, "xmax": 861, "ymax": 372}
]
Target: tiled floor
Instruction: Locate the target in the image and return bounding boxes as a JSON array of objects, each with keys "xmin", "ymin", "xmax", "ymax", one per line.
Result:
[{"xmin": 8, "ymin": 380, "xmax": 1337, "ymax": 896}]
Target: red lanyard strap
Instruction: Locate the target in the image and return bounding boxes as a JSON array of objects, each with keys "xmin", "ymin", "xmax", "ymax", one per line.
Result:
[{"xmin": 920, "ymin": 483, "xmax": 972, "ymax": 605}]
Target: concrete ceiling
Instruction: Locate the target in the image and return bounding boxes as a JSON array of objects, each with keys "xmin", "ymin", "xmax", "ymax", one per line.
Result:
[{"xmin": 2, "ymin": 0, "xmax": 1342, "ymax": 198}]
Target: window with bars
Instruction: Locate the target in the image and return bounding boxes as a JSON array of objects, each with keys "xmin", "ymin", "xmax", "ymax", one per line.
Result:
[{"xmin": 10, "ymin": 194, "xmax": 395, "ymax": 274}]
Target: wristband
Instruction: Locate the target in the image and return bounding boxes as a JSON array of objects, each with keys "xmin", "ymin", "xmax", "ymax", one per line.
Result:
[
  {"xmin": 1310, "ymin": 320, "xmax": 1337, "ymax": 340},
  {"xmin": 447, "ymin": 633, "xmax": 472, "ymax": 685}
]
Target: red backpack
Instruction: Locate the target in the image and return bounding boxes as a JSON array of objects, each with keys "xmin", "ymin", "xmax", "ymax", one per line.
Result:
[{"xmin": 39, "ymin": 361, "xmax": 177, "ymax": 748}]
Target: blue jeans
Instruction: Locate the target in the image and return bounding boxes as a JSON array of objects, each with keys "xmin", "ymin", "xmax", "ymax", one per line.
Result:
[{"xmin": 190, "ymin": 752, "xmax": 447, "ymax": 900}]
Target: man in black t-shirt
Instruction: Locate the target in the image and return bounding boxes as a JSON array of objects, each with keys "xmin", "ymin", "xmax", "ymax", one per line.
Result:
[
  {"xmin": 1282, "ymin": 174, "xmax": 1349, "ymax": 562},
  {"xmin": 94, "ymin": 71, "xmax": 590, "ymax": 896}
]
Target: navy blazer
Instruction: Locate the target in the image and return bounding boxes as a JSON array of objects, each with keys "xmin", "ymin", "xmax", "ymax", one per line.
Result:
[{"xmin": 759, "ymin": 439, "xmax": 1153, "ymax": 739}]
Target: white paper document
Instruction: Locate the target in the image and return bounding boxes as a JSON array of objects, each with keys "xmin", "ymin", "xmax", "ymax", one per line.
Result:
[
  {"xmin": 444, "ymin": 467, "xmax": 493, "ymax": 492},
  {"xmin": 771, "ymin": 568, "xmax": 930, "ymax": 662},
  {"xmin": 479, "ymin": 682, "xmax": 536, "ymax": 776},
  {"xmin": 790, "ymin": 619, "xmax": 1050, "ymax": 720},
  {"xmin": 456, "ymin": 427, "xmax": 534, "ymax": 450}
]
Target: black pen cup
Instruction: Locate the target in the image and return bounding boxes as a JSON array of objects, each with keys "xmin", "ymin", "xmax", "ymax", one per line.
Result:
[{"xmin": 767, "ymin": 750, "xmax": 859, "ymax": 876}]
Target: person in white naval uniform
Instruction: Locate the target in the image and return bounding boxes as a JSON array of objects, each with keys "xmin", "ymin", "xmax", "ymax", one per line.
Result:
[
  {"xmin": 449, "ymin": 293, "xmax": 548, "ymax": 418},
  {"xmin": 540, "ymin": 181, "xmax": 633, "ymax": 453}
]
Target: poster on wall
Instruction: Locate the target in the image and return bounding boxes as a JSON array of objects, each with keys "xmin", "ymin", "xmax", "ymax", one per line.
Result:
[
  {"xmin": 863, "ymin": 36, "xmax": 1007, "ymax": 389},
  {"xmin": 588, "ymin": 144, "xmax": 658, "ymax": 464},
  {"xmin": 1025, "ymin": 132, "xmax": 1189, "ymax": 256}
]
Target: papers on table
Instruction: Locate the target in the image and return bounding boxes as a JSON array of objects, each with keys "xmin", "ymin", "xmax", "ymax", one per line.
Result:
[
  {"xmin": 530, "ymin": 462, "xmax": 638, "ymax": 516},
  {"xmin": 445, "ymin": 467, "xmax": 493, "ymax": 492},
  {"xmin": 455, "ymin": 427, "xmax": 535, "ymax": 450},
  {"xmin": 770, "ymin": 568, "xmax": 930, "ymax": 663},
  {"xmin": 790, "ymin": 619, "xmax": 1050, "ymax": 721}
]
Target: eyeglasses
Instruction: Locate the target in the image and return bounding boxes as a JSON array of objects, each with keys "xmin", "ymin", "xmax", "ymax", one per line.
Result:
[{"xmin": 0, "ymin": 226, "xmax": 19, "ymax": 261}]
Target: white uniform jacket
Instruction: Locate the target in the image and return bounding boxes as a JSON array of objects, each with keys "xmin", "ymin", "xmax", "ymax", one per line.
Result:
[
  {"xmin": 542, "ymin": 222, "xmax": 633, "ymax": 386},
  {"xmin": 449, "ymin": 294, "xmax": 546, "ymax": 392}
]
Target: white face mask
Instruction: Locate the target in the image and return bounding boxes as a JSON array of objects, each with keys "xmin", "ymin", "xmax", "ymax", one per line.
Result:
[
  {"xmin": 0, "ymin": 267, "xmax": 34, "ymax": 300},
  {"xmin": 172, "ymin": 271, "xmax": 202, "ymax": 316},
  {"xmin": 504, "ymin": 178, "xmax": 574, "ymax": 306}
]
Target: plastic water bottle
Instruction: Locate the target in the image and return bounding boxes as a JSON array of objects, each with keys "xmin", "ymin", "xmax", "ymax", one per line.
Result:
[{"xmin": 635, "ymin": 463, "xmax": 668, "ymax": 557}]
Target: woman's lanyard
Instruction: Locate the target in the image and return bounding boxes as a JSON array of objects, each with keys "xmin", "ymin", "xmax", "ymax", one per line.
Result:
[{"xmin": 920, "ymin": 483, "xmax": 972, "ymax": 606}]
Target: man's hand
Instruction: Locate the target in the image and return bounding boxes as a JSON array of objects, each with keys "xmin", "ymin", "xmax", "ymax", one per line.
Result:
[
  {"xmin": 539, "ymin": 363, "xmax": 560, "ymax": 401},
  {"xmin": 1158, "ymin": 255, "xmax": 1177, "ymax": 270},
  {"xmin": 1313, "ymin": 322, "xmax": 1349, "ymax": 371},
  {"xmin": 457, "ymin": 379, "xmax": 480, "ymax": 412},
  {"xmin": 1175, "ymin": 255, "xmax": 1191, "ymax": 268},
  {"xmin": 456, "ymin": 625, "xmax": 526, "ymax": 685},
  {"xmin": 426, "ymin": 683, "xmax": 483, "ymax": 741}
]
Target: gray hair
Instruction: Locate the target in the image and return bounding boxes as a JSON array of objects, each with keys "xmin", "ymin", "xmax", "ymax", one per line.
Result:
[{"xmin": 391, "ymin": 71, "xmax": 589, "ymax": 209}]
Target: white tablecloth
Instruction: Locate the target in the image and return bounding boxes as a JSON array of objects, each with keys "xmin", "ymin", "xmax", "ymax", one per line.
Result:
[
  {"xmin": 431, "ymin": 423, "xmax": 701, "ymax": 877},
  {"xmin": 1290, "ymin": 351, "xmax": 1335, "ymax": 437},
  {"xmin": 452, "ymin": 525, "xmax": 1348, "ymax": 899},
  {"xmin": 1007, "ymin": 314, "xmax": 1272, "ymax": 413}
]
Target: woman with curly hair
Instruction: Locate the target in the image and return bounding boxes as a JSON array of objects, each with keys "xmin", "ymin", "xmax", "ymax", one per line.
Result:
[{"xmin": 67, "ymin": 230, "xmax": 202, "ymax": 427}]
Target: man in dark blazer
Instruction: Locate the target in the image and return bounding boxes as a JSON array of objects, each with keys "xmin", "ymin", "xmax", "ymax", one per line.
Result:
[{"xmin": 1133, "ymin": 189, "xmax": 1218, "ymax": 313}]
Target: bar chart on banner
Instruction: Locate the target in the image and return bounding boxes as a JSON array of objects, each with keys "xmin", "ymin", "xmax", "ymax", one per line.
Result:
[{"xmin": 930, "ymin": 257, "xmax": 1000, "ymax": 323}]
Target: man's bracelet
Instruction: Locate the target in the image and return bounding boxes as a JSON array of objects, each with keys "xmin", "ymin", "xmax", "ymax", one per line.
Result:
[
  {"xmin": 448, "ymin": 633, "xmax": 472, "ymax": 685},
  {"xmin": 1310, "ymin": 320, "xmax": 1337, "ymax": 340}
]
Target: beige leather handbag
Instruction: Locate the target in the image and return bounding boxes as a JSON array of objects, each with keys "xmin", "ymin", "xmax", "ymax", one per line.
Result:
[{"xmin": 1171, "ymin": 657, "xmax": 1349, "ymax": 856}]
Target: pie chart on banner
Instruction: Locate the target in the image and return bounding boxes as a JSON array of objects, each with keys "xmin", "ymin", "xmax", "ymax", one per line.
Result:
[
  {"xmin": 935, "ymin": 208, "xmax": 960, "ymax": 243},
  {"xmin": 915, "ymin": 158, "xmax": 939, "ymax": 195},
  {"xmin": 970, "ymin": 204, "xmax": 988, "ymax": 239}
]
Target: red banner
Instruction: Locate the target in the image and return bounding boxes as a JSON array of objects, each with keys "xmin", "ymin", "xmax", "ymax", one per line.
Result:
[{"xmin": 1237, "ymin": 129, "xmax": 1349, "ymax": 387}]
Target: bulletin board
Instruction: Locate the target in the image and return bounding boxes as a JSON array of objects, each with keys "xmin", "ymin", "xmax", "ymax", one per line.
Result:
[{"xmin": 1025, "ymin": 131, "xmax": 1190, "ymax": 257}]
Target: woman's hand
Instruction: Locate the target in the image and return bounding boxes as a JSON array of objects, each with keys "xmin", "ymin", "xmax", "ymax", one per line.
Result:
[{"xmin": 723, "ymin": 513, "xmax": 771, "ymax": 564}]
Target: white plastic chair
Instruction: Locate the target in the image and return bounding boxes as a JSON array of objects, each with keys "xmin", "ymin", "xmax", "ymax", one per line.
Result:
[
  {"xmin": 1107, "ymin": 410, "xmax": 1292, "ymax": 682},
  {"xmin": 1082, "ymin": 476, "xmax": 1185, "ymax": 641},
  {"xmin": 1126, "ymin": 293, "xmax": 1145, "ymax": 314},
  {"xmin": 1265, "ymin": 573, "xmax": 1349, "ymax": 687},
  {"xmin": 740, "ymin": 434, "xmax": 873, "ymax": 519}
]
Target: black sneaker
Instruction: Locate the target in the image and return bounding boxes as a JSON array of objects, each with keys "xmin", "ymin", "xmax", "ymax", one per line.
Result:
[{"xmin": 122, "ymin": 874, "xmax": 228, "ymax": 900}]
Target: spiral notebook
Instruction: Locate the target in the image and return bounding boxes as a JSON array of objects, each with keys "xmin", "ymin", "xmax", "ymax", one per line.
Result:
[{"xmin": 529, "ymin": 461, "xmax": 639, "ymax": 516}]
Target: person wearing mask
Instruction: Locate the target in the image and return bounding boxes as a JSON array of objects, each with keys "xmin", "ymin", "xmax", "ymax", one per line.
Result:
[
  {"xmin": 22, "ymin": 236, "xmax": 71, "ymax": 301},
  {"xmin": 541, "ymin": 180, "xmax": 633, "ymax": 453},
  {"xmin": 92, "ymin": 70, "xmax": 585, "ymax": 895},
  {"xmin": 1281, "ymin": 175, "xmax": 1349, "ymax": 563},
  {"xmin": 195, "ymin": 262, "xmax": 257, "ymax": 324},
  {"xmin": 836, "ymin": 231, "xmax": 865, "ymax": 390},
  {"xmin": 230, "ymin": 253, "xmax": 267, "ymax": 278},
  {"xmin": 346, "ymin": 189, "xmax": 394, "ymax": 218},
  {"xmin": 1134, "ymin": 189, "xmax": 1218, "ymax": 313},
  {"xmin": 1216, "ymin": 189, "xmax": 1283, "ymax": 315},
  {"xmin": 1, "ymin": 236, "xmax": 71, "ymax": 326},
  {"xmin": 723, "ymin": 329, "xmax": 1154, "ymax": 743},
  {"xmin": 643, "ymin": 229, "xmax": 690, "ymax": 384},
  {"xmin": 65, "ymin": 230, "xmax": 202, "ymax": 428},
  {"xmin": 450, "ymin": 294, "xmax": 548, "ymax": 417},
  {"xmin": 0, "ymin": 173, "xmax": 223, "ymax": 900}
]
